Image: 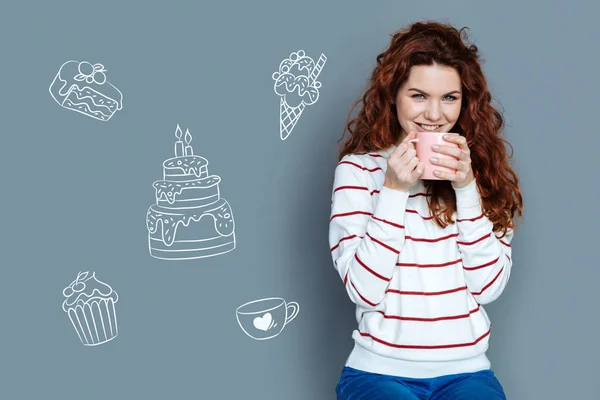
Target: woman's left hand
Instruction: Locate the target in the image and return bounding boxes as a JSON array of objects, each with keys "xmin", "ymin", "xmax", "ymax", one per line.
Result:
[{"xmin": 430, "ymin": 133, "xmax": 474, "ymax": 189}]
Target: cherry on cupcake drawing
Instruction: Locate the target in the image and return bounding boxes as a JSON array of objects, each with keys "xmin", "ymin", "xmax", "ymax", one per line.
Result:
[{"xmin": 62, "ymin": 271, "xmax": 89, "ymax": 297}]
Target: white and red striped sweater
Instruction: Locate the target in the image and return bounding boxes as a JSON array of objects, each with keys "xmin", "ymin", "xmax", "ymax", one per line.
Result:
[{"xmin": 329, "ymin": 145, "xmax": 513, "ymax": 379}]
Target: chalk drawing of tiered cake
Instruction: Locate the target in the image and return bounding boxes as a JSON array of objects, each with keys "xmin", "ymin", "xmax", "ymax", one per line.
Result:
[{"xmin": 146, "ymin": 124, "xmax": 236, "ymax": 260}]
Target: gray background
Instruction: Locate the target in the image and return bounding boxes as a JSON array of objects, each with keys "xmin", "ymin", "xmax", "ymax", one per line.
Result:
[{"xmin": 1, "ymin": 0, "xmax": 598, "ymax": 399}]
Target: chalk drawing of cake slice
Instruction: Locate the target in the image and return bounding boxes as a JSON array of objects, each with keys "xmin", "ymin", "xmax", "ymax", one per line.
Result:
[
  {"xmin": 146, "ymin": 124, "xmax": 236, "ymax": 260},
  {"xmin": 49, "ymin": 60, "xmax": 123, "ymax": 121}
]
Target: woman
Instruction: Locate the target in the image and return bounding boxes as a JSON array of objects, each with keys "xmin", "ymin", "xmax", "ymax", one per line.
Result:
[{"xmin": 329, "ymin": 21, "xmax": 523, "ymax": 399}]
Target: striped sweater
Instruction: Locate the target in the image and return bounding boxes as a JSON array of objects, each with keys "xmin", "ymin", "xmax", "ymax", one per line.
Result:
[{"xmin": 329, "ymin": 144, "xmax": 513, "ymax": 379}]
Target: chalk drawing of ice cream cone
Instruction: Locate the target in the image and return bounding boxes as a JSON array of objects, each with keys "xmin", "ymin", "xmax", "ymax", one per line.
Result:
[{"xmin": 272, "ymin": 50, "xmax": 327, "ymax": 140}]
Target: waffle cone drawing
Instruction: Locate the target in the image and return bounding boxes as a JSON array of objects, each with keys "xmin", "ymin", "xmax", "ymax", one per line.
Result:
[{"xmin": 280, "ymin": 98, "xmax": 306, "ymax": 140}]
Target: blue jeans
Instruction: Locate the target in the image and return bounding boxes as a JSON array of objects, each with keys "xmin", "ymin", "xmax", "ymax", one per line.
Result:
[{"xmin": 336, "ymin": 366, "xmax": 506, "ymax": 399}]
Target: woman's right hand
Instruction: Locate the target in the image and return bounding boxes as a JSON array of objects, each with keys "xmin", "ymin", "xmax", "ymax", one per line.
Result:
[{"xmin": 383, "ymin": 131, "xmax": 425, "ymax": 192}]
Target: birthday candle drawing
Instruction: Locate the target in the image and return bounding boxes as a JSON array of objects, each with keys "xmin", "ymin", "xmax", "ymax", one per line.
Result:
[
  {"xmin": 174, "ymin": 124, "xmax": 184, "ymax": 157},
  {"xmin": 184, "ymin": 129, "xmax": 194, "ymax": 156}
]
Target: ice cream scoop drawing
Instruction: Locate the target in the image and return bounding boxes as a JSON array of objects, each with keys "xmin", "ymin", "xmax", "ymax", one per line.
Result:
[
  {"xmin": 272, "ymin": 50, "xmax": 327, "ymax": 140},
  {"xmin": 62, "ymin": 271, "xmax": 119, "ymax": 346}
]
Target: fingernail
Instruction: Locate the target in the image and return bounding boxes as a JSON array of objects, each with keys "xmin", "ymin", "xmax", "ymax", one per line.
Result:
[
  {"xmin": 444, "ymin": 135, "xmax": 450, "ymax": 139},
  {"xmin": 432, "ymin": 145, "xmax": 439, "ymax": 150},
  {"xmin": 430, "ymin": 157, "xmax": 438, "ymax": 162},
  {"xmin": 434, "ymin": 171, "xmax": 441, "ymax": 176}
]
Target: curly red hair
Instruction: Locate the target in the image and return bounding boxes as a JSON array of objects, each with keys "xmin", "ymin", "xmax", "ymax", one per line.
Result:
[{"xmin": 338, "ymin": 20, "xmax": 523, "ymax": 237}]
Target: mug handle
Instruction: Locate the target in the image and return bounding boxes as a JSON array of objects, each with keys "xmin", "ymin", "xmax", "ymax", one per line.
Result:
[{"xmin": 285, "ymin": 301, "xmax": 299, "ymax": 325}]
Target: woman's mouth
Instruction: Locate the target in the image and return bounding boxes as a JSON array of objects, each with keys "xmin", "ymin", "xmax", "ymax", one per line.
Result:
[{"xmin": 416, "ymin": 123, "xmax": 444, "ymax": 132}]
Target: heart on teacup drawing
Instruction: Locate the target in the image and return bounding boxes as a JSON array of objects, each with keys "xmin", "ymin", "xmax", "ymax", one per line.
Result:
[{"xmin": 253, "ymin": 312, "xmax": 276, "ymax": 331}]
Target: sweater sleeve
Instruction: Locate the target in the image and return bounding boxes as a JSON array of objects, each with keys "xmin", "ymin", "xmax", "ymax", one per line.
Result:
[
  {"xmin": 454, "ymin": 179, "xmax": 514, "ymax": 305},
  {"xmin": 329, "ymin": 155, "xmax": 409, "ymax": 309}
]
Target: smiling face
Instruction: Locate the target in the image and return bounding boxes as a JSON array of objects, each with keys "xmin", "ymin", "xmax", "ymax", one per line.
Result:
[{"xmin": 394, "ymin": 64, "xmax": 463, "ymax": 141}]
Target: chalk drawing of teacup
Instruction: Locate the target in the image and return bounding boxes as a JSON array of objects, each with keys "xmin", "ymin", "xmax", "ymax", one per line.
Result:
[{"xmin": 236, "ymin": 297, "xmax": 299, "ymax": 340}]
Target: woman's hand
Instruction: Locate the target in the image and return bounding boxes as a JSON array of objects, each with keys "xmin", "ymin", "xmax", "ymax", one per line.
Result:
[
  {"xmin": 383, "ymin": 131, "xmax": 425, "ymax": 192},
  {"xmin": 430, "ymin": 133, "xmax": 474, "ymax": 189}
]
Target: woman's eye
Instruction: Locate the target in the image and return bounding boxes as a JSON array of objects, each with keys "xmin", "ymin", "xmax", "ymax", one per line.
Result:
[{"xmin": 412, "ymin": 94, "xmax": 457, "ymax": 101}]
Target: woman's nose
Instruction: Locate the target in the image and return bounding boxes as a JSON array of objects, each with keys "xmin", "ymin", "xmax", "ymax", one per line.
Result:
[{"xmin": 424, "ymin": 101, "xmax": 441, "ymax": 120}]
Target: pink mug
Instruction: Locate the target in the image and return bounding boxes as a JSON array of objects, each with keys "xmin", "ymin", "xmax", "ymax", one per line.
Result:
[{"xmin": 408, "ymin": 131, "xmax": 459, "ymax": 180}]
